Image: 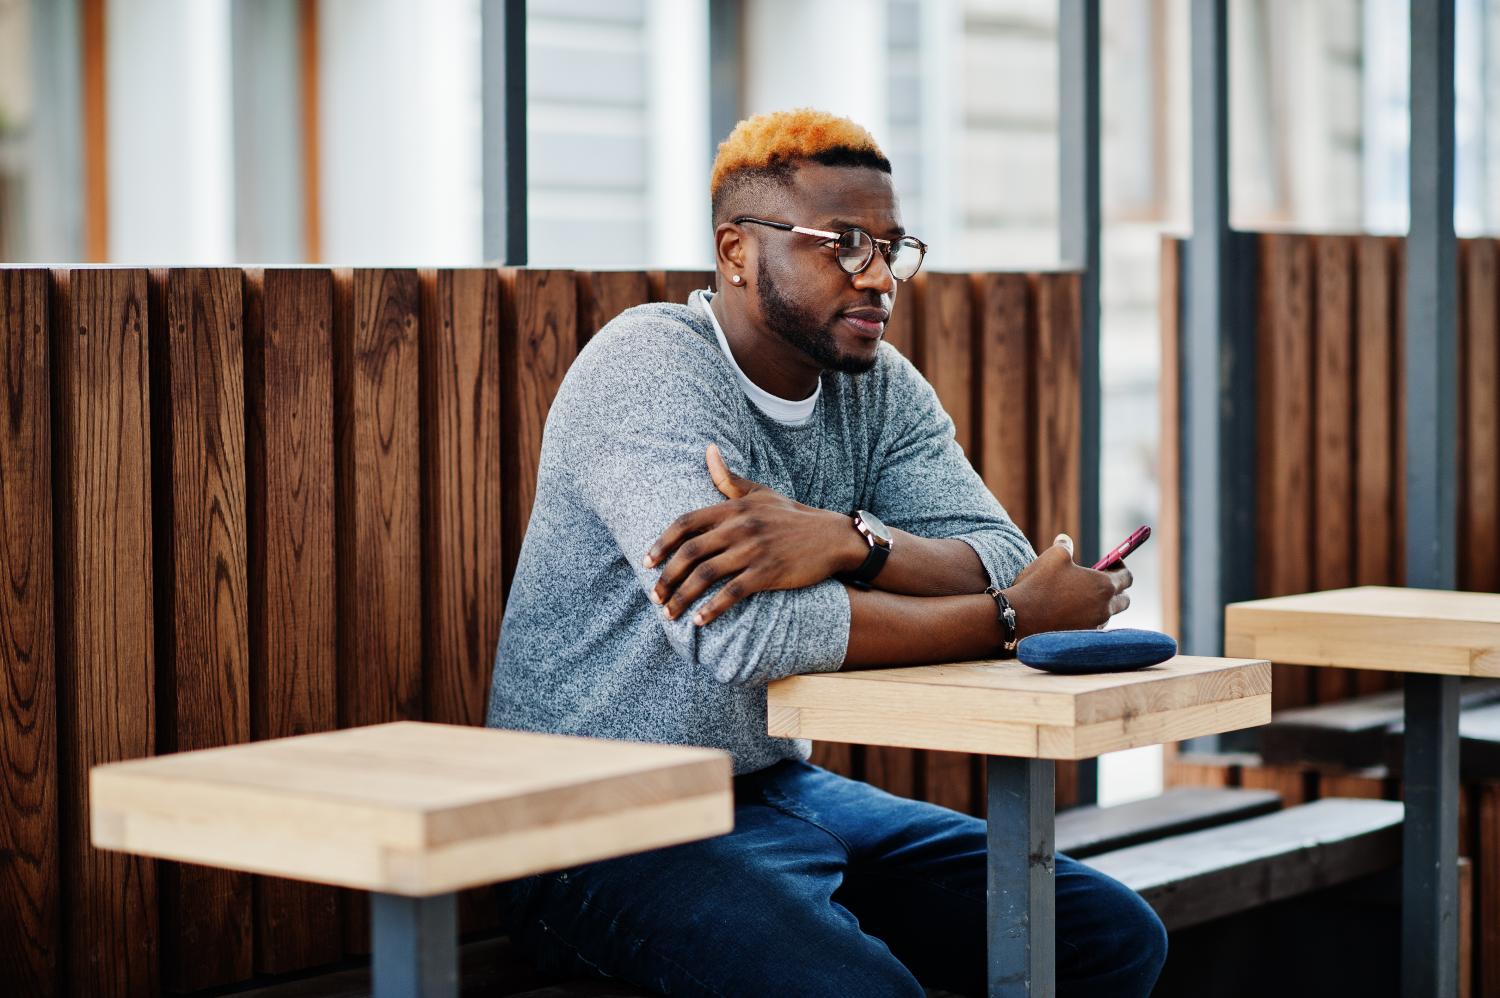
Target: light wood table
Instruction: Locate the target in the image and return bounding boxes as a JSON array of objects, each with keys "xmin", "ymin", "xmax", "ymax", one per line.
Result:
[
  {"xmin": 768, "ymin": 654, "xmax": 1270, "ymax": 997},
  {"xmin": 1227, "ymin": 585, "xmax": 1500, "ymax": 996},
  {"xmin": 91, "ymin": 721, "xmax": 733, "ymax": 998}
]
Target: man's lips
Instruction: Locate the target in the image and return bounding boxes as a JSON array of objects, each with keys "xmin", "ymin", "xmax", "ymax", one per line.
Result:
[{"xmin": 841, "ymin": 308, "xmax": 889, "ymax": 337}]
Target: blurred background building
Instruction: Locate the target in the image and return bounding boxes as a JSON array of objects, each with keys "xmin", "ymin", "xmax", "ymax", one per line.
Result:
[{"xmin": 2, "ymin": 0, "xmax": 1496, "ymax": 799}]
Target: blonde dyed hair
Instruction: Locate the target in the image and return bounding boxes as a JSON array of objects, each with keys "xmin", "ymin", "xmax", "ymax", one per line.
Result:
[{"xmin": 709, "ymin": 109, "xmax": 891, "ymax": 222}]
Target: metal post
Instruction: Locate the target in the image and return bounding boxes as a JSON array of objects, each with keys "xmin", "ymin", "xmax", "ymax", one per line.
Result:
[
  {"xmin": 371, "ymin": 892, "xmax": 458, "ymax": 998},
  {"xmin": 987, "ymin": 756, "xmax": 1056, "ymax": 997},
  {"xmin": 1404, "ymin": 2, "xmax": 1459, "ymax": 994},
  {"xmin": 1403, "ymin": 676, "xmax": 1460, "ymax": 996},
  {"xmin": 1182, "ymin": 0, "xmax": 1256, "ymax": 660},
  {"xmin": 1058, "ymin": 0, "xmax": 1101, "ymax": 806},
  {"xmin": 482, "ymin": 0, "xmax": 527, "ymax": 265}
]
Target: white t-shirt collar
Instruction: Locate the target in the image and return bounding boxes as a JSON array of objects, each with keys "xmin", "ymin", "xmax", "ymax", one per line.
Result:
[{"xmin": 700, "ymin": 292, "xmax": 819, "ymax": 427}]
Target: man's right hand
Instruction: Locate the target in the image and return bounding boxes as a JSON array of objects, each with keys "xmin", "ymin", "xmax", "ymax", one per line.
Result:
[{"xmin": 1002, "ymin": 534, "xmax": 1131, "ymax": 637}]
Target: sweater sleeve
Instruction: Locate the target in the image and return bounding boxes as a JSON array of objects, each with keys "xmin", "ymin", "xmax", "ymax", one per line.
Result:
[
  {"xmin": 554, "ymin": 316, "xmax": 850, "ymax": 686},
  {"xmin": 868, "ymin": 347, "xmax": 1037, "ymax": 589}
]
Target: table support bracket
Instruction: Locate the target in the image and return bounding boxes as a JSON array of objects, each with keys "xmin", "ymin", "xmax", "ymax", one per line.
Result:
[
  {"xmin": 372, "ymin": 891, "xmax": 458, "ymax": 998},
  {"xmin": 1402, "ymin": 673, "xmax": 1460, "ymax": 997},
  {"xmin": 987, "ymin": 756, "xmax": 1056, "ymax": 997}
]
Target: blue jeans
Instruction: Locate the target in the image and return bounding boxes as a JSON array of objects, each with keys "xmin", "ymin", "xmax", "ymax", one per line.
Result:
[{"xmin": 501, "ymin": 759, "xmax": 1167, "ymax": 997}]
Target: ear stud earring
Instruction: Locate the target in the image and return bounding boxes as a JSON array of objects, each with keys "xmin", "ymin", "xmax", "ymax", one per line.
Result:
[{"xmin": 730, "ymin": 274, "xmax": 743, "ymax": 285}]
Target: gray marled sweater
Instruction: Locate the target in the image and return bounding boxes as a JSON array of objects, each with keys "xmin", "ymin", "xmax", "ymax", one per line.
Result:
[{"xmin": 486, "ymin": 290, "xmax": 1035, "ymax": 774}]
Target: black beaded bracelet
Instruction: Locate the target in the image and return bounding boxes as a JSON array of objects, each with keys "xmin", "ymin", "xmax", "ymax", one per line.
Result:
[{"xmin": 985, "ymin": 586, "xmax": 1019, "ymax": 659}]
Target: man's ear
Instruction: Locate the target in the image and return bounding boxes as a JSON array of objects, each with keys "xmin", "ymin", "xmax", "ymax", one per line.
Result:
[{"xmin": 715, "ymin": 222, "xmax": 750, "ymax": 282}]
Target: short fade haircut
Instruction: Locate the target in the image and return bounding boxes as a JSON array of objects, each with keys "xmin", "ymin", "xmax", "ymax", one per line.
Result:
[{"xmin": 710, "ymin": 108, "xmax": 892, "ymax": 226}]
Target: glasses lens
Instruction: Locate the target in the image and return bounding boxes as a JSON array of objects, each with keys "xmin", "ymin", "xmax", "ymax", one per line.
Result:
[
  {"xmin": 890, "ymin": 238, "xmax": 925, "ymax": 281},
  {"xmin": 835, "ymin": 229, "xmax": 874, "ymax": 274}
]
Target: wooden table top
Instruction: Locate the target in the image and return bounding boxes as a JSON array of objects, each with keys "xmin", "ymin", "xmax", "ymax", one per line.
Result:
[
  {"xmin": 91, "ymin": 721, "xmax": 733, "ymax": 896},
  {"xmin": 1225, "ymin": 586, "xmax": 1500, "ymax": 677},
  {"xmin": 767, "ymin": 655, "xmax": 1270, "ymax": 760}
]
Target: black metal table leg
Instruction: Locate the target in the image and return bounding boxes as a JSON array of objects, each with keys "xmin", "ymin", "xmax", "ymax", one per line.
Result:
[
  {"xmin": 987, "ymin": 755, "xmax": 1056, "ymax": 997},
  {"xmin": 1402, "ymin": 674, "xmax": 1460, "ymax": 996},
  {"xmin": 372, "ymin": 892, "xmax": 458, "ymax": 998}
]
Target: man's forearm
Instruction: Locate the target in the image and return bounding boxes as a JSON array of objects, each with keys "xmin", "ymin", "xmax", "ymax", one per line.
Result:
[
  {"xmin": 841, "ymin": 585, "xmax": 1004, "ymax": 668},
  {"xmin": 831, "ymin": 519, "xmax": 992, "ymax": 597}
]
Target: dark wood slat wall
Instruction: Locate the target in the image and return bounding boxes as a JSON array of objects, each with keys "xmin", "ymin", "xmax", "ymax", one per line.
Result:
[
  {"xmin": 915, "ymin": 273, "xmax": 979, "ymax": 816},
  {"xmin": 1256, "ymin": 235, "xmax": 1316, "ymax": 711},
  {"xmin": 1461, "ymin": 242, "xmax": 1500, "ymax": 594},
  {"xmin": 972, "ymin": 273, "xmax": 1033, "ymax": 541},
  {"xmin": 577, "ymin": 271, "xmax": 652, "ymax": 345},
  {"xmin": 0, "ymin": 271, "xmax": 59, "ymax": 997},
  {"xmin": 499, "ymin": 270, "xmax": 578, "ymax": 594},
  {"xmin": 51, "ymin": 268, "xmax": 159, "ymax": 998},
  {"xmin": 333, "ymin": 269, "xmax": 424, "ymax": 956},
  {"xmin": 1311, "ymin": 236, "xmax": 1356, "ymax": 705},
  {"xmin": 1, "ymin": 266, "xmax": 1081, "ymax": 996},
  {"xmin": 244, "ymin": 269, "xmax": 342, "ymax": 975},
  {"xmin": 147, "ymin": 269, "xmax": 253, "ymax": 992},
  {"xmin": 418, "ymin": 270, "xmax": 506, "ymax": 940},
  {"xmin": 1030, "ymin": 273, "xmax": 1085, "ymax": 809},
  {"xmin": 1158, "ymin": 240, "xmax": 1181, "ymax": 642}
]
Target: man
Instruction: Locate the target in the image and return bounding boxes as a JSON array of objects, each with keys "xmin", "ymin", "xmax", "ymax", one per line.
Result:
[{"xmin": 488, "ymin": 109, "xmax": 1166, "ymax": 997}]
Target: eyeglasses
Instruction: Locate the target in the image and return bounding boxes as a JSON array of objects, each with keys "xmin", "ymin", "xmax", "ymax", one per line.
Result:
[{"xmin": 733, "ymin": 216, "xmax": 928, "ymax": 281}]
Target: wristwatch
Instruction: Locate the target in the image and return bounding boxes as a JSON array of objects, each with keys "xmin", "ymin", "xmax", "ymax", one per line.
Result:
[{"xmin": 838, "ymin": 509, "xmax": 894, "ymax": 589}]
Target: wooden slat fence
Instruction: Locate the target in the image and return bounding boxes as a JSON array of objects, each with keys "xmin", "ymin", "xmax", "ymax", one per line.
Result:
[
  {"xmin": 1161, "ymin": 232, "xmax": 1500, "ymax": 990},
  {"xmin": 0, "ymin": 265, "xmax": 1079, "ymax": 997}
]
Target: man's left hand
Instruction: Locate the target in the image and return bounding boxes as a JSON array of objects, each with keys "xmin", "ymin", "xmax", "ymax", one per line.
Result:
[{"xmin": 643, "ymin": 444, "xmax": 862, "ymax": 625}]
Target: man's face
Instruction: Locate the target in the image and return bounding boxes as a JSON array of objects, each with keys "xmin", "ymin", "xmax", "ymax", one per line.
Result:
[{"xmin": 747, "ymin": 162, "xmax": 902, "ymax": 375}]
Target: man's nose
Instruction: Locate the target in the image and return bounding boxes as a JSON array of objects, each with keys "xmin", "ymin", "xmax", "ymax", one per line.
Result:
[{"xmin": 852, "ymin": 250, "xmax": 897, "ymax": 295}]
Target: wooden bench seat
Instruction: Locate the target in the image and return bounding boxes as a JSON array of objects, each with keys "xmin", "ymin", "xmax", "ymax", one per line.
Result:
[
  {"xmin": 1055, "ymin": 787, "xmax": 1282, "ymax": 858},
  {"xmin": 1088, "ymin": 797, "xmax": 1403, "ymax": 931},
  {"xmin": 1259, "ymin": 679, "xmax": 1500, "ymax": 769}
]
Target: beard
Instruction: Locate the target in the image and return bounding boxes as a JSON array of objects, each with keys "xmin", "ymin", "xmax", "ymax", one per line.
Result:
[{"xmin": 756, "ymin": 257, "xmax": 879, "ymax": 375}]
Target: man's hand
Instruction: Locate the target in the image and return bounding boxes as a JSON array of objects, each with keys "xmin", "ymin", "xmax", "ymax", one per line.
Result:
[
  {"xmin": 643, "ymin": 445, "xmax": 864, "ymax": 626},
  {"xmin": 1003, "ymin": 534, "xmax": 1131, "ymax": 636}
]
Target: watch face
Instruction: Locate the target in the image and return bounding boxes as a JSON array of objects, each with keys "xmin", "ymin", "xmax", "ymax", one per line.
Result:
[{"xmin": 856, "ymin": 510, "xmax": 893, "ymax": 548}]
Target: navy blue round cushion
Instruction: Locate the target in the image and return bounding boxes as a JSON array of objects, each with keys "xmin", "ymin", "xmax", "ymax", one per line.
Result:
[{"xmin": 1015, "ymin": 628, "xmax": 1178, "ymax": 674}]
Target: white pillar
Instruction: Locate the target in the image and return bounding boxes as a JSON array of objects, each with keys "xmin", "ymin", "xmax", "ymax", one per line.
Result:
[
  {"xmin": 646, "ymin": 0, "xmax": 712, "ymax": 268},
  {"xmin": 742, "ymin": 0, "xmax": 890, "ymax": 150},
  {"xmin": 106, "ymin": 0, "xmax": 234, "ymax": 263}
]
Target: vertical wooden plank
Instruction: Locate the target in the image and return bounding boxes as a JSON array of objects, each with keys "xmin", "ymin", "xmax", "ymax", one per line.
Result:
[
  {"xmin": 913, "ymin": 272, "xmax": 978, "ymax": 815},
  {"xmin": 882, "ymin": 271, "xmax": 923, "ymax": 360},
  {"xmin": 148, "ymin": 268, "xmax": 252, "ymax": 991},
  {"xmin": 420, "ymin": 269, "xmax": 506, "ymax": 939},
  {"xmin": 500, "ymin": 270, "xmax": 579, "ymax": 592},
  {"xmin": 333, "ymin": 269, "xmax": 422, "ymax": 956},
  {"xmin": 856, "ymin": 267, "xmax": 924, "ymax": 804},
  {"xmin": 1477, "ymin": 784, "xmax": 1500, "ymax": 996},
  {"xmin": 1460, "ymin": 240, "xmax": 1499, "ymax": 593},
  {"xmin": 0, "ymin": 270, "xmax": 59, "ymax": 997},
  {"xmin": 1032, "ymin": 272, "xmax": 1083, "ymax": 808},
  {"xmin": 244, "ymin": 268, "xmax": 341, "ymax": 974},
  {"xmin": 973, "ymin": 273, "xmax": 1033, "ymax": 540},
  {"xmin": 648, "ymin": 270, "xmax": 715, "ymax": 306},
  {"xmin": 1392, "ymin": 237, "xmax": 1408, "ymax": 590},
  {"xmin": 421, "ymin": 269, "xmax": 504, "ymax": 729},
  {"xmin": 1159, "ymin": 238, "xmax": 1182, "ymax": 641},
  {"xmin": 1311, "ymin": 236, "xmax": 1355, "ymax": 704},
  {"xmin": 51, "ymin": 268, "xmax": 158, "ymax": 997},
  {"xmin": 1257, "ymin": 235, "xmax": 1315, "ymax": 710},
  {"xmin": 576, "ymin": 271, "xmax": 652, "ymax": 344},
  {"xmin": 1354, "ymin": 236, "xmax": 1399, "ymax": 695},
  {"xmin": 1031, "ymin": 273, "xmax": 1082, "ymax": 549}
]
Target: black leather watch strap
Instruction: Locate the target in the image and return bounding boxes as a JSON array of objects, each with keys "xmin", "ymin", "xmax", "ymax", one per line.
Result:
[{"xmin": 842, "ymin": 541, "xmax": 891, "ymax": 589}]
